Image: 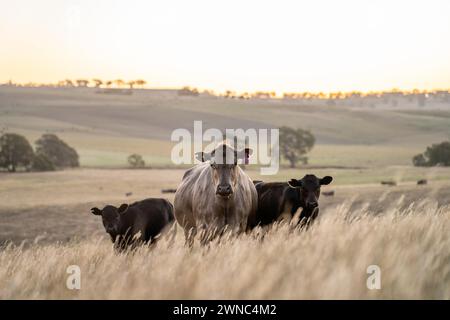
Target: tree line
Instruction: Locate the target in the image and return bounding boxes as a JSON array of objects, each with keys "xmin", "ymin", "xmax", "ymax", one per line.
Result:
[
  {"xmin": 0, "ymin": 128, "xmax": 318, "ymax": 171},
  {"xmin": 3, "ymin": 130, "xmax": 448, "ymax": 171},
  {"xmin": 57, "ymin": 79, "xmax": 147, "ymax": 89}
]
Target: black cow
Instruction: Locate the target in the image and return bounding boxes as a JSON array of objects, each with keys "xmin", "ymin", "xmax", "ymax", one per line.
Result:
[
  {"xmin": 91, "ymin": 198, "xmax": 174, "ymax": 249},
  {"xmin": 248, "ymin": 174, "xmax": 333, "ymax": 229}
]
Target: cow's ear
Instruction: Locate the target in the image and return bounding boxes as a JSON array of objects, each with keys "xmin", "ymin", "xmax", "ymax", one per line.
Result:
[
  {"xmin": 287, "ymin": 179, "xmax": 302, "ymax": 188},
  {"xmin": 195, "ymin": 151, "xmax": 211, "ymax": 162},
  {"xmin": 118, "ymin": 203, "xmax": 129, "ymax": 214},
  {"xmin": 237, "ymin": 148, "xmax": 253, "ymax": 164},
  {"xmin": 320, "ymin": 176, "xmax": 333, "ymax": 185},
  {"xmin": 91, "ymin": 207, "xmax": 102, "ymax": 216}
]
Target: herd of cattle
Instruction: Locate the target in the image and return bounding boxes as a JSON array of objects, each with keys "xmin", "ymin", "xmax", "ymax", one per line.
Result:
[{"xmin": 91, "ymin": 143, "xmax": 333, "ymax": 249}]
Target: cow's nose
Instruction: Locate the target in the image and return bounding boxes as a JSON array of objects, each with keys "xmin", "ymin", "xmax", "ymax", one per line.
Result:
[{"xmin": 216, "ymin": 185, "xmax": 232, "ymax": 196}]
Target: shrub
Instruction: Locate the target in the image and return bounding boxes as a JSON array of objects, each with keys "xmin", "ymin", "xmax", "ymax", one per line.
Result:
[{"xmin": 128, "ymin": 154, "xmax": 145, "ymax": 168}]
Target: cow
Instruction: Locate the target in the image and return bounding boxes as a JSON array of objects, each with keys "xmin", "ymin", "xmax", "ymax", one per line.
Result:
[
  {"xmin": 174, "ymin": 143, "xmax": 258, "ymax": 245},
  {"xmin": 248, "ymin": 174, "xmax": 333, "ymax": 229},
  {"xmin": 91, "ymin": 198, "xmax": 174, "ymax": 250}
]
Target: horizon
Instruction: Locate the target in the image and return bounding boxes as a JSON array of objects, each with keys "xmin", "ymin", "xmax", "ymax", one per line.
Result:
[
  {"xmin": 3, "ymin": 80, "xmax": 449, "ymax": 97},
  {"xmin": 2, "ymin": 0, "xmax": 450, "ymax": 93}
]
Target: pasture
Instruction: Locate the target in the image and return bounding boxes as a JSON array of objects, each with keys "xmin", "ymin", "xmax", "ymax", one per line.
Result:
[
  {"xmin": 1, "ymin": 86, "xmax": 450, "ymax": 168},
  {"xmin": 0, "ymin": 168, "xmax": 450, "ymax": 299},
  {"xmin": 0, "ymin": 186, "xmax": 448, "ymax": 299},
  {"xmin": 0, "ymin": 87, "xmax": 449, "ymax": 299}
]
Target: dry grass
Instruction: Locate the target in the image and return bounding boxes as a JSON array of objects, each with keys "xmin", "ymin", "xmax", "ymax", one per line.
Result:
[{"xmin": 1, "ymin": 201, "xmax": 449, "ymax": 299}]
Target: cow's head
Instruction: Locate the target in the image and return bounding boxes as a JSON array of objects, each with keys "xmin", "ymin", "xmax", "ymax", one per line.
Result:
[
  {"xmin": 196, "ymin": 144, "xmax": 252, "ymax": 199},
  {"xmin": 287, "ymin": 174, "xmax": 333, "ymax": 209},
  {"xmin": 91, "ymin": 204, "xmax": 129, "ymax": 234}
]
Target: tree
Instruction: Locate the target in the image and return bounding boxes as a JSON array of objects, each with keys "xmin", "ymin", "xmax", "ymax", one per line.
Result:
[
  {"xmin": 35, "ymin": 134, "xmax": 79, "ymax": 168},
  {"xmin": 135, "ymin": 80, "xmax": 146, "ymax": 88},
  {"xmin": 76, "ymin": 79, "xmax": 89, "ymax": 87},
  {"xmin": 127, "ymin": 81, "xmax": 136, "ymax": 89},
  {"xmin": 114, "ymin": 79, "xmax": 124, "ymax": 88},
  {"xmin": 178, "ymin": 86, "xmax": 199, "ymax": 96},
  {"xmin": 413, "ymin": 141, "xmax": 450, "ymax": 167},
  {"xmin": 31, "ymin": 154, "xmax": 55, "ymax": 172},
  {"xmin": 0, "ymin": 133, "xmax": 34, "ymax": 172},
  {"xmin": 64, "ymin": 79, "xmax": 74, "ymax": 87},
  {"xmin": 279, "ymin": 126, "xmax": 315, "ymax": 168},
  {"xmin": 412, "ymin": 154, "xmax": 427, "ymax": 167},
  {"xmin": 57, "ymin": 80, "xmax": 66, "ymax": 87},
  {"xmin": 128, "ymin": 154, "xmax": 145, "ymax": 168},
  {"xmin": 92, "ymin": 79, "xmax": 103, "ymax": 88}
]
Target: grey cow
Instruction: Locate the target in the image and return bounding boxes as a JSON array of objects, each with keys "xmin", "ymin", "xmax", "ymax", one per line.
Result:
[{"xmin": 174, "ymin": 143, "xmax": 257, "ymax": 245}]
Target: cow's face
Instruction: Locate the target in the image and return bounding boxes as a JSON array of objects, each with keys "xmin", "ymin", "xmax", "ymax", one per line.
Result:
[
  {"xmin": 91, "ymin": 204, "xmax": 129, "ymax": 234},
  {"xmin": 210, "ymin": 162, "xmax": 238, "ymax": 198},
  {"xmin": 196, "ymin": 144, "xmax": 252, "ymax": 199},
  {"xmin": 288, "ymin": 175, "xmax": 333, "ymax": 209}
]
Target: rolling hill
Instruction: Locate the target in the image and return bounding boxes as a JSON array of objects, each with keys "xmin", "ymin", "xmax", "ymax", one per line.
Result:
[{"xmin": 1, "ymin": 86, "xmax": 449, "ymax": 167}]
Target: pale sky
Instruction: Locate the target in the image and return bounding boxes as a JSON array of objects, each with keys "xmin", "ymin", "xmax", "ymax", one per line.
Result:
[{"xmin": 1, "ymin": 0, "xmax": 450, "ymax": 93}]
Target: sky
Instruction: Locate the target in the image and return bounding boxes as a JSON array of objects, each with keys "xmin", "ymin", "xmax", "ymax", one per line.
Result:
[{"xmin": 1, "ymin": 0, "xmax": 450, "ymax": 93}]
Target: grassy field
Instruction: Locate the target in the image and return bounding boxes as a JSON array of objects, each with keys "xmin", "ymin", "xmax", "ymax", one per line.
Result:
[
  {"xmin": 1, "ymin": 167, "xmax": 450, "ymax": 245},
  {"xmin": 1, "ymin": 86, "xmax": 450, "ymax": 167},
  {"xmin": 1, "ymin": 87, "xmax": 450, "ymax": 299},
  {"xmin": 1, "ymin": 201, "xmax": 448, "ymax": 299}
]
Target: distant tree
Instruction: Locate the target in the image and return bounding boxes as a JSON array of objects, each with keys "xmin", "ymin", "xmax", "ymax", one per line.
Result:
[
  {"xmin": 412, "ymin": 153, "xmax": 428, "ymax": 167},
  {"xmin": 0, "ymin": 133, "xmax": 34, "ymax": 172},
  {"xmin": 426, "ymin": 141, "xmax": 450, "ymax": 166},
  {"xmin": 105, "ymin": 81, "xmax": 113, "ymax": 88},
  {"xmin": 279, "ymin": 127, "xmax": 315, "ymax": 168},
  {"xmin": 178, "ymin": 86, "xmax": 199, "ymax": 96},
  {"xmin": 202, "ymin": 89, "xmax": 215, "ymax": 96},
  {"xmin": 413, "ymin": 141, "xmax": 450, "ymax": 167},
  {"xmin": 76, "ymin": 79, "xmax": 89, "ymax": 87},
  {"xmin": 128, "ymin": 154, "xmax": 145, "ymax": 168},
  {"xmin": 127, "ymin": 81, "xmax": 136, "ymax": 89},
  {"xmin": 92, "ymin": 79, "xmax": 103, "ymax": 88},
  {"xmin": 240, "ymin": 92, "xmax": 250, "ymax": 99},
  {"xmin": 35, "ymin": 134, "xmax": 79, "ymax": 168},
  {"xmin": 31, "ymin": 154, "xmax": 55, "ymax": 172},
  {"xmin": 224, "ymin": 90, "xmax": 236, "ymax": 98},
  {"xmin": 65, "ymin": 79, "xmax": 74, "ymax": 87},
  {"xmin": 135, "ymin": 80, "xmax": 146, "ymax": 88},
  {"xmin": 114, "ymin": 79, "xmax": 125, "ymax": 88}
]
